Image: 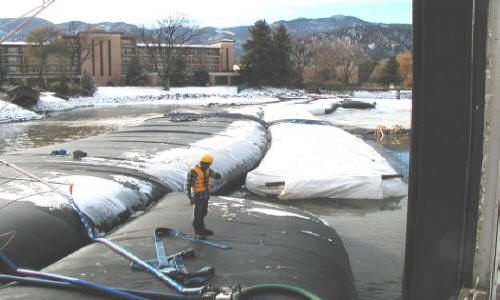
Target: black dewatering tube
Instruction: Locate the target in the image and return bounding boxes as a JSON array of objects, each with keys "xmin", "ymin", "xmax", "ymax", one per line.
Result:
[
  {"xmin": 0, "ymin": 252, "xmax": 146, "ymax": 300},
  {"xmin": 0, "ymin": 159, "xmax": 206, "ymax": 297},
  {"xmin": 0, "ymin": 274, "xmax": 198, "ymax": 300},
  {"xmin": 0, "ymin": 147, "xmax": 325, "ymax": 299}
]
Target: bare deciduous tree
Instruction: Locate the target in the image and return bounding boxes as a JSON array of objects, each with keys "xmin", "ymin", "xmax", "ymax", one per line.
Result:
[
  {"xmin": 332, "ymin": 39, "xmax": 365, "ymax": 84},
  {"xmin": 26, "ymin": 26, "xmax": 67, "ymax": 89},
  {"xmin": 139, "ymin": 15, "xmax": 199, "ymax": 89},
  {"xmin": 313, "ymin": 39, "xmax": 366, "ymax": 84},
  {"xmin": 314, "ymin": 42, "xmax": 340, "ymax": 81},
  {"xmin": 291, "ymin": 39, "xmax": 314, "ymax": 85},
  {"xmin": 61, "ymin": 22, "xmax": 95, "ymax": 83}
]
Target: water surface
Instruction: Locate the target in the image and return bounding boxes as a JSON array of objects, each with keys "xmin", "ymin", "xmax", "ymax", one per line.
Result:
[{"xmin": 0, "ymin": 102, "xmax": 410, "ymax": 300}]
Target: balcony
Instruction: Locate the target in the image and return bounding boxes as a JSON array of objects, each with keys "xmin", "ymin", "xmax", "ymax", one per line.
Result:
[{"xmin": 4, "ymin": 64, "xmax": 79, "ymax": 75}]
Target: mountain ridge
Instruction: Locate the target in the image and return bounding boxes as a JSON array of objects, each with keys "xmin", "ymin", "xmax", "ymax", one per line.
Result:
[{"xmin": 0, "ymin": 15, "xmax": 412, "ymax": 61}]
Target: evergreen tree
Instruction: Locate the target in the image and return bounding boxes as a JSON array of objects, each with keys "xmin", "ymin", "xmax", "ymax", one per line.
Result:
[
  {"xmin": 358, "ymin": 60, "xmax": 377, "ymax": 84},
  {"xmin": 377, "ymin": 57, "xmax": 403, "ymax": 86},
  {"xmin": 241, "ymin": 20, "xmax": 274, "ymax": 87},
  {"xmin": 170, "ymin": 57, "xmax": 189, "ymax": 87},
  {"xmin": 125, "ymin": 57, "xmax": 146, "ymax": 86},
  {"xmin": 80, "ymin": 71, "xmax": 96, "ymax": 96},
  {"xmin": 192, "ymin": 69, "xmax": 209, "ymax": 86},
  {"xmin": 55, "ymin": 74, "xmax": 70, "ymax": 96},
  {"xmin": 271, "ymin": 25, "xmax": 294, "ymax": 86}
]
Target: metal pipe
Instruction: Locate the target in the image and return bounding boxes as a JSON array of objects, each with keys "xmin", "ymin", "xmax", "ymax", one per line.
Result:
[
  {"xmin": 0, "ymin": 274, "xmax": 199, "ymax": 300},
  {"xmin": 17, "ymin": 268, "xmax": 148, "ymax": 300},
  {"xmin": 96, "ymin": 238, "xmax": 205, "ymax": 295}
]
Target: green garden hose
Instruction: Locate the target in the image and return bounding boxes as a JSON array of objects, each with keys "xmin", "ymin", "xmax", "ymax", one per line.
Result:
[{"xmin": 235, "ymin": 283, "xmax": 323, "ymax": 300}]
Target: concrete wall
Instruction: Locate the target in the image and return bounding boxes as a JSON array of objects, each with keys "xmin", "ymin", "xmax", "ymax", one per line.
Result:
[
  {"xmin": 210, "ymin": 40, "xmax": 234, "ymax": 72},
  {"xmin": 80, "ymin": 32, "xmax": 122, "ymax": 86}
]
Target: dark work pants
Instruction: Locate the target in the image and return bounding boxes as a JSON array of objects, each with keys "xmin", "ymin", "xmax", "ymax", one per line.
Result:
[{"xmin": 192, "ymin": 194, "xmax": 208, "ymax": 233}]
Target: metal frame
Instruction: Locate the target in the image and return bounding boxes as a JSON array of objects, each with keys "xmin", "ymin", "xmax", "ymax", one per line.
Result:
[{"xmin": 403, "ymin": 0, "xmax": 498, "ymax": 299}]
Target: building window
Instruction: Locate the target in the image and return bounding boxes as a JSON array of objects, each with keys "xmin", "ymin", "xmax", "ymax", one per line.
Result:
[
  {"xmin": 7, "ymin": 56, "xmax": 20, "ymax": 64},
  {"xmin": 205, "ymin": 57, "xmax": 219, "ymax": 64},
  {"xmin": 122, "ymin": 48, "xmax": 135, "ymax": 54},
  {"xmin": 7, "ymin": 65, "xmax": 19, "ymax": 73},
  {"xmin": 7, "ymin": 47, "xmax": 19, "ymax": 54}
]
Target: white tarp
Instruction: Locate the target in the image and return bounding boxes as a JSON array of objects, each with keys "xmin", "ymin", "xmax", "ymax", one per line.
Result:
[
  {"xmin": 322, "ymin": 98, "xmax": 412, "ymax": 130},
  {"xmin": 246, "ymin": 105, "xmax": 407, "ymax": 200}
]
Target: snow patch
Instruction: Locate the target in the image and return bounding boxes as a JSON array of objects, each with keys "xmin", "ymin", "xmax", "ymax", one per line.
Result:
[
  {"xmin": 245, "ymin": 207, "xmax": 312, "ymax": 220},
  {"xmin": 0, "ymin": 174, "xmax": 154, "ymax": 227},
  {"xmin": 0, "ymin": 100, "xmax": 42, "ymax": 123}
]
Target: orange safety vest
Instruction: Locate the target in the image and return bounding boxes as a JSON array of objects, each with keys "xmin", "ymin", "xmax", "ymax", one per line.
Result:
[{"xmin": 191, "ymin": 166, "xmax": 210, "ymax": 193}]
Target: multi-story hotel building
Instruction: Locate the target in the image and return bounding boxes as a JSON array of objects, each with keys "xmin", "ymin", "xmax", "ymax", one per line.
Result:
[{"xmin": 0, "ymin": 30, "xmax": 239, "ymax": 86}]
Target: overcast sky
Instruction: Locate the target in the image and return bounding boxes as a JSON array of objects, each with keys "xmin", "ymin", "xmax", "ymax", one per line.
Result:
[{"xmin": 1, "ymin": 0, "xmax": 411, "ymax": 28}]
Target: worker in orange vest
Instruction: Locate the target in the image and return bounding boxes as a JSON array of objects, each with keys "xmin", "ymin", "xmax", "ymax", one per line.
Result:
[{"xmin": 186, "ymin": 154, "xmax": 221, "ymax": 237}]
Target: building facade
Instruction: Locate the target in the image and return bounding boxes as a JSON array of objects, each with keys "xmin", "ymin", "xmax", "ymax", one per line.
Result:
[{"xmin": 0, "ymin": 31, "xmax": 239, "ymax": 86}]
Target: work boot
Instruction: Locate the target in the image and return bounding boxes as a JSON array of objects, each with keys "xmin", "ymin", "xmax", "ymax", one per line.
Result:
[
  {"xmin": 194, "ymin": 232, "xmax": 205, "ymax": 239},
  {"xmin": 194, "ymin": 230, "xmax": 206, "ymax": 239},
  {"xmin": 202, "ymin": 228, "xmax": 214, "ymax": 236}
]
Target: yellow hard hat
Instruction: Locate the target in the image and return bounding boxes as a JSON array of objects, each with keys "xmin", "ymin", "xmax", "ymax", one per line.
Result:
[{"xmin": 199, "ymin": 154, "xmax": 213, "ymax": 163}]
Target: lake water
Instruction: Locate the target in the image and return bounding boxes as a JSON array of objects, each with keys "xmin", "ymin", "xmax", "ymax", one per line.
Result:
[{"xmin": 0, "ymin": 102, "xmax": 410, "ymax": 300}]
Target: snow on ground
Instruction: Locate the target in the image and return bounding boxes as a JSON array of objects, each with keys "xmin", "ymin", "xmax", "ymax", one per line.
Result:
[
  {"xmin": 33, "ymin": 92, "xmax": 89, "ymax": 112},
  {"xmin": 72, "ymin": 86, "xmax": 303, "ymax": 107},
  {"xmin": 0, "ymin": 86, "xmax": 305, "ymax": 124},
  {"xmin": 94, "ymin": 86, "xmax": 172, "ymax": 98},
  {"xmin": 43, "ymin": 86, "xmax": 302, "ymax": 111},
  {"xmin": 0, "ymin": 100, "xmax": 42, "ymax": 123},
  {"xmin": 322, "ymin": 98, "xmax": 412, "ymax": 130},
  {"xmin": 353, "ymin": 90, "xmax": 412, "ymax": 99}
]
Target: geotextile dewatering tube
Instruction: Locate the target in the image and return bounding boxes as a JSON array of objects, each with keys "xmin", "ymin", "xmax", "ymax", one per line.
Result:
[
  {"xmin": 234, "ymin": 284, "xmax": 322, "ymax": 300},
  {"xmin": 0, "ymin": 159, "xmax": 206, "ymax": 296}
]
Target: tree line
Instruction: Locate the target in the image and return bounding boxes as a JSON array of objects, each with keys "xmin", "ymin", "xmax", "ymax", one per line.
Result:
[
  {"xmin": 0, "ymin": 16, "xmax": 413, "ymax": 96},
  {"xmin": 240, "ymin": 20, "xmax": 412, "ymax": 89}
]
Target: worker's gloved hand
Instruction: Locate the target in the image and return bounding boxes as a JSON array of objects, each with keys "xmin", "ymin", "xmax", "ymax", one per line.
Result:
[
  {"xmin": 213, "ymin": 172, "xmax": 221, "ymax": 180},
  {"xmin": 188, "ymin": 195, "xmax": 194, "ymax": 205}
]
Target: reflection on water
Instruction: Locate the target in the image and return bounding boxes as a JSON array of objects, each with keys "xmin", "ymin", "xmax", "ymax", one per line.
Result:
[
  {"xmin": 286, "ymin": 134, "xmax": 410, "ymax": 300},
  {"xmin": 0, "ymin": 123, "xmax": 114, "ymax": 153},
  {"xmin": 0, "ymin": 104, "xmax": 178, "ymax": 154}
]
